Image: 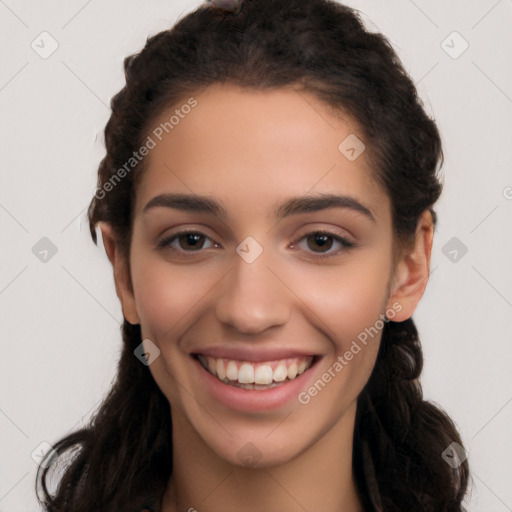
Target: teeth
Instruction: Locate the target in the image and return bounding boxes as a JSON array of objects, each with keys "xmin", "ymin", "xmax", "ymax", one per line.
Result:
[
  {"xmin": 216, "ymin": 358, "xmax": 226, "ymax": 380},
  {"xmin": 238, "ymin": 363, "xmax": 255, "ymax": 384},
  {"xmin": 254, "ymin": 365, "xmax": 273, "ymax": 385},
  {"xmin": 196, "ymin": 354, "xmax": 314, "ymax": 387},
  {"xmin": 273, "ymin": 363, "xmax": 288, "ymax": 382},
  {"xmin": 207, "ymin": 357, "xmax": 217, "ymax": 375},
  {"xmin": 287, "ymin": 363, "xmax": 298, "ymax": 380},
  {"xmin": 226, "ymin": 360, "xmax": 238, "ymax": 381}
]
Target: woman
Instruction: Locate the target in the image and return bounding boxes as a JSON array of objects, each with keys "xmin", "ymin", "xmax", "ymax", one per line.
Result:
[{"xmin": 36, "ymin": 0, "xmax": 470, "ymax": 510}]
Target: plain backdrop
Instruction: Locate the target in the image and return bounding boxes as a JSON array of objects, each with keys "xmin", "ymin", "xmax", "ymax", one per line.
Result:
[{"xmin": 0, "ymin": 1, "xmax": 511, "ymax": 510}]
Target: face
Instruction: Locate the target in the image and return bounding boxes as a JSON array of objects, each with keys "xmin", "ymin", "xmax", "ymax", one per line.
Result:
[{"xmin": 106, "ymin": 83, "xmax": 426, "ymax": 469}]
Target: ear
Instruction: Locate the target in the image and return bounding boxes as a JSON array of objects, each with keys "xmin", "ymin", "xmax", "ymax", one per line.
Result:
[
  {"xmin": 99, "ymin": 222, "xmax": 140, "ymax": 325},
  {"xmin": 385, "ymin": 209, "xmax": 434, "ymax": 322}
]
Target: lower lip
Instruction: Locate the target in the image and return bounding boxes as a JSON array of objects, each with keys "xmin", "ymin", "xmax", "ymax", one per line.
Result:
[{"xmin": 192, "ymin": 356, "xmax": 320, "ymax": 412}]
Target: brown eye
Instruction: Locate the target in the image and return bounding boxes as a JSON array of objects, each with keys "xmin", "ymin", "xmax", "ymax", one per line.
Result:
[
  {"xmin": 290, "ymin": 230, "xmax": 355, "ymax": 259},
  {"xmin": 177, "ymin": 233, "xmax": 206, "ymax": 251},
  {"xmin": 306, "ymin": 233, "xmax": 334, "ymax": 253},
  {"xmin": 157, "ymin": 231, "xmax": 217, "ymax": 252}
]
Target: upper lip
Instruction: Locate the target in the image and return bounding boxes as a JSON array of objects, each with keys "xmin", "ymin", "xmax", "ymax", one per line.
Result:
[{"xmin": 191, "ymin": 346, "xmax": 319, "ymax": 363}]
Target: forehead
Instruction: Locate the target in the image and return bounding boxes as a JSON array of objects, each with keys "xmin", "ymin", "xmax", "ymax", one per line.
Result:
[{"xmin": 134, "ymin": 83, "xmax": 389, "ymax": 222}]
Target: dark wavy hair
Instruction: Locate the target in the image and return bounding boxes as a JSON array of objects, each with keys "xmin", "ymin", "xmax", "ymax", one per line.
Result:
[{"xmin": 35, "ymin": 0, "xmax": 470, "ymax": 510}]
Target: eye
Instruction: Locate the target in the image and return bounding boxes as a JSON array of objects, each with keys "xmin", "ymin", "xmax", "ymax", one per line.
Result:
[
  {"xmin": 156, "ymin": 230, "xmax": 220, "ymax": 252},
  {"xmin": 289, "ymin": 230, "xmax": 355, "ymax": 259},
  {"xmin": 156, "ymin": 229, "xmax": 355, "ymax": 259}
]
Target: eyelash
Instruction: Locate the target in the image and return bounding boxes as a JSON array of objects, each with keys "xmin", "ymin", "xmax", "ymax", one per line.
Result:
[
  {"xmin": 290, "ymin": 230, "xmax": 356, "ymax": 258},
  {"xmin": 156, "ymin": 229, "xmax": 355, "ymax": 259}
]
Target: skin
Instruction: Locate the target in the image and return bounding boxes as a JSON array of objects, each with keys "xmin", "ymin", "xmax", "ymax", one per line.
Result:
[{"xmin": 100, "ymin": 83, "xmax": 434, "ymax": 512}]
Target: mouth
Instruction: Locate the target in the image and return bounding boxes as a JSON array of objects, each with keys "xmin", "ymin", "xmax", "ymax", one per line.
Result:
[{"xmin": 191, "ymin": 353, "xmax": 319, "ymax": 390}]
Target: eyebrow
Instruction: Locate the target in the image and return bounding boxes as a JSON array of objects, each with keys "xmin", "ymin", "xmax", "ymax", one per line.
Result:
[{"xmin": 142, "ymin": 192, "xmax": 376, "ymax": 223}]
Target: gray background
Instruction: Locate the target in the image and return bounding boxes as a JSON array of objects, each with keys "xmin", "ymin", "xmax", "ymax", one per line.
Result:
[{"xmin": 0, "ymin": 0, "xmax": 511, "ymax": 510}]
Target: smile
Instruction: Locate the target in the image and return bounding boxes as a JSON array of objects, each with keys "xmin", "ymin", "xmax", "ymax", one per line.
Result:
[{"xmin": 193, "ymin": 354, "xmax": 315, "ymax": 390}]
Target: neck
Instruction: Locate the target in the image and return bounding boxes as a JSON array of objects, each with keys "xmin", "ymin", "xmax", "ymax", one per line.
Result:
[{"xmin": 161, "ymin": 401, "xmax": 365, "ymax": 512}]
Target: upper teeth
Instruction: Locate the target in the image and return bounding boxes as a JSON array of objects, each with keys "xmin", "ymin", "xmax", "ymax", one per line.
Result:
[{"xmin": 197, "ymin": 355, "xmax": 313, "ymax": 385}]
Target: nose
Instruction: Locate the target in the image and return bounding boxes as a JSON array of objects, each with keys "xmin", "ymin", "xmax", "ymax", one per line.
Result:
[{"xmin": 215, "ymin": 251, "xmax": 291, "ymax": 334}]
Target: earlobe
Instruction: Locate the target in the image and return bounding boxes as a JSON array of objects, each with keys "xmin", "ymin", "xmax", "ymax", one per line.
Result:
[
  {"xmin": 99, "ymin": 222, "xmax": 140, "ymax": 325},
  {"xmin": 385, "ymin": 210, "xmax": 434, "ymax": 322}
]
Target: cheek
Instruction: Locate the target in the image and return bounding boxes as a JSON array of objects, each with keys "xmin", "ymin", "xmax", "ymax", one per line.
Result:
[
  {"xmin": 130, "ymin": 251, "xmax": 217, "ymax": 339},
  {"xmin": 129, "ymin": 253, "xmax": 216, "ymax": 403},
  {"xmin": 295, "ymin": 254, "xmax": 391, "ymax": 347},
  {"xmin": 292, "ymin": 251, "xmax": 391, "ymax": 398}
]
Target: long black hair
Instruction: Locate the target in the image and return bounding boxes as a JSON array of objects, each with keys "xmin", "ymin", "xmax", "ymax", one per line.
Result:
[{"xmin": 36, "ymin": 1, "xmax": 469, "ymax": 510}]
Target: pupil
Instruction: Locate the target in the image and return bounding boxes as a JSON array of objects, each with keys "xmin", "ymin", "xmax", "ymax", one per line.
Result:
[
  {"xmin": 309, "ymin": 234, "xmax": 332, "ymax": 252},
  {"xmin": 183, "ymin": 233, "xmax": 203, "ymax": 250}
]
